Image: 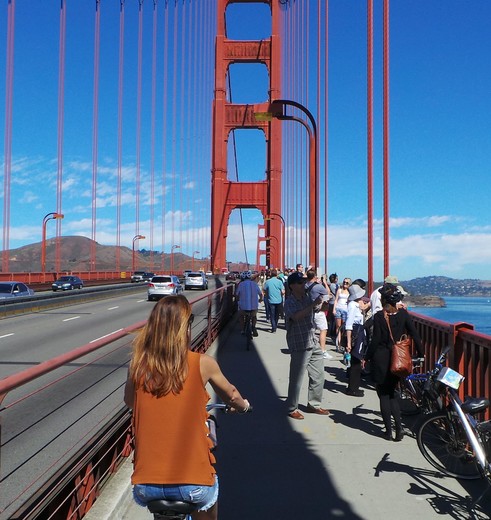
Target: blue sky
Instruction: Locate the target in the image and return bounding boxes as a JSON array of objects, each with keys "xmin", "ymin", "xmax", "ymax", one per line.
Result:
[{"xmin": 1, "ymin": 1, "xmax": 491, "ymax": 281}]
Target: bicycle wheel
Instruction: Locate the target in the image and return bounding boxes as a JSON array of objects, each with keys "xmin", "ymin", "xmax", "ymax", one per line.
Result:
[
  {"xmin": 417, "ymin": 411, "xmax": 481, "ymax": 479},
  {"xmin": 397, "ymin": 379, "xmax": 422, "ymax": 416}
]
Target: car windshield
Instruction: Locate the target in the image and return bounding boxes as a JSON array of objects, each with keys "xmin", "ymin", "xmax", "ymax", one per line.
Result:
[
  {"xmin": 188, "ymin": 273, "xmax": 202, "ymax": 278},
  {"xmin": 57, "ymin": 277, "xmax": 71, "ymax": 282},
  {"xmin": 0, "ymin": 283, "xmax": 13, "ymax": 293},
  {"xmin": 152, "ymin": 277, "xmax": 172, "ymax": 283}
]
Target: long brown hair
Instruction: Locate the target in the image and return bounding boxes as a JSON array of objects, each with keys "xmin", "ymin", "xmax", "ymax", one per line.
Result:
[{"xmin": 129, "ymin": 295, "xmax": 193, "ymax": 397}]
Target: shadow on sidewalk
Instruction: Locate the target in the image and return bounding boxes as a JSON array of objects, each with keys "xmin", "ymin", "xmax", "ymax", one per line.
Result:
[{"xmin": 212, "ymin": 317, "xmax": 364, "ymax": 520}]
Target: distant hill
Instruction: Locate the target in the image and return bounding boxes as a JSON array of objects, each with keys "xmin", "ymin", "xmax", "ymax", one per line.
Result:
[
  {"xmin": 400, "ymin": 276, "xmax": 491, "ymax": 297},
  {"xmin": 2, "ymin": 236, "xmax": 196, "ymax": 273}
]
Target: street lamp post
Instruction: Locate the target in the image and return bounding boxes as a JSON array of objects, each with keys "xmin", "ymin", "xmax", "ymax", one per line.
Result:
[
  {"xmin": 171, "ymin": 244, "xmax": 180, "ymax": 274},
  {"xmin": 272, "ymin": 100, "xmax": 318, "ymax": 268},
  {"xmin": 265, "ymin": 213, "xmax": 285, "ymax": 270},
  {"xmin": 132, "ymin": 235, "xmax": 145, "ymax": 272},
  {"xmin": 41, "ymin": 212, "xmax": 64, "ymax": 276},
  {"xmin": 192, "ymin": 250, "xmax": 200, "ymax": 271},
  {"xmin": 256, "ymin": 100, "xmax": 319, "ymax": 268}
]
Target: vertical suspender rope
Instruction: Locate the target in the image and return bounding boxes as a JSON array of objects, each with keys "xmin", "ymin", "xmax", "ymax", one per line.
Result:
[
  {"xmin": 178, "ymin": 0, "xmax": 187, "ymax": 258},
  {"xmin": 116, "ymin": 0, "xmax": 125, "ymax": 272},
  {"xmin": 317, "ymin": 0, "xmax": 321, "ymax": 273},
  {"xmin": 135, "ymin": 0, "xmax": 143, "ymax": 245},
  {"xmin": 383, "ymin": 0, "xmax": 390, "ymax": 278},
  {"xmin": 91, "ymin": 0, "xmax": 101, "ymax": 270},
  {"xmin": 323, "ymin": 0, "xmax": 329, "ymax": 276},
  {"xmin": 150, "ymin": 0, "xmax": 158, "ymax": 269},
  {"xmin": 171, "ymin": 2, "xmax": 178, "ymax": 261},
  {"xmin": 55, "ymin": 0, "xmax": 66, "ymax": 273},
  {"xmin": 367, "ymin": 0, "xmax": 374, "ymax": 294},
  {"xmin": 185, "ymin": 1, "xmax": 193, "ymax": 257},
  {"xmin": 191, "ymin": 0, "xmax": 199, "ymax": 257},
  {"xmin": 161, "ymin": 2, "xmax": 169, "ymax": 270},
  {"xmin": 2, "ymin": 0, "xmax": 15, "ymax": 273}
]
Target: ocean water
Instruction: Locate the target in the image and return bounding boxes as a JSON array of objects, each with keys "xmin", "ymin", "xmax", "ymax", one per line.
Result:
[{"xmin": 409, "ymin": 296, "xmax": 491, "ymax": 337}]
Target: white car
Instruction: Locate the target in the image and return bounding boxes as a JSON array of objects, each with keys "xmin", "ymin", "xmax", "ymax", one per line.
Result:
[
  {"xmin": 184, "ymin": 272, "xmax": 208, "ymax": 290},
  {"xmin": 147, "ymin": 275, "xmax": 183, "ymax": 301}
]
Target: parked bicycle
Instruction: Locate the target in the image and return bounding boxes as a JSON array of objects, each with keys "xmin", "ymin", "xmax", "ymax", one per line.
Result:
[
  {"xmin": 397, "ymin": 348, "xmax": 449, "ymax": 416},
  {"xmin": 146, "ymin": 402, "xmax": 252, "ymax": 519},
  {"xmin": 415, "ymin": 349, "xmax": 491, "ymax": 481}
]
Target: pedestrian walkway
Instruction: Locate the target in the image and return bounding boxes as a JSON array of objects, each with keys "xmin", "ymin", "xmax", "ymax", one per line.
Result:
[{"xmin": 87, "ymin": 308, "xmax": 491, "ymax": 520}]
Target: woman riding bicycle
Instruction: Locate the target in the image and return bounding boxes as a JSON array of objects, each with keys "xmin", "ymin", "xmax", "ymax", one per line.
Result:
[{"xmin": 124, "ymin": 295, "xmax": 250, "ymax": 519}]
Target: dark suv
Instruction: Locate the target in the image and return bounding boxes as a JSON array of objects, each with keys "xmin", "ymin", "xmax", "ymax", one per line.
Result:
[{"xmin": 131, "ymin": 271, "xmax": 154, "ymax": 283}]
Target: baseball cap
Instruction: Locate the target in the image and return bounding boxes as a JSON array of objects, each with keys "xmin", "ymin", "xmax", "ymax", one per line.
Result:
[{"xmin": 384, "ymin": 275, "xmax": 399, "ymax": 284}]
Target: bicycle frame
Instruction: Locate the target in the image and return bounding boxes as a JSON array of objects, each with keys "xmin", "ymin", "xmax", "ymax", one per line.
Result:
[{"xmin": 447, "ymin": 388, "xmax": 491, "ymax": 478}]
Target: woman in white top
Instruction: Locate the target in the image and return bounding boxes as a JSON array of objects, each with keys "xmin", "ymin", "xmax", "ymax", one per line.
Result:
[
  {"xmin": 345, "ymin": 285, "xmax": 371, "ymax": 396},
  {"xmin": 333, "ymin": 277, "xmax": 351, "ymax": 350}
]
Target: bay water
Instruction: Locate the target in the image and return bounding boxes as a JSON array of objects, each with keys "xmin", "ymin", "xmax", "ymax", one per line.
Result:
[{"xmin": 409, "ymin": 296, "xmax": 491, "ymax": 337}]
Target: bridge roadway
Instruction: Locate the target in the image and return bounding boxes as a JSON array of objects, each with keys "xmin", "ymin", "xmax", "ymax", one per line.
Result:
[{"xmin": 86, "ymin": 308, "xmax": 491, "ymax": 520}]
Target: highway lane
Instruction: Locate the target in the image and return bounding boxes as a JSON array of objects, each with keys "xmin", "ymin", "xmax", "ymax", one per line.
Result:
[
  {"xmin": 0, "ymin": 280, "xmax": 227, "ymax": 380},
  {"xmin": 0, "ymin": 280, "xmax": 231, "ymax": 519},
  {"xmin": 0, "ymin": 287, "xmax": 150, "ymax": 380}
]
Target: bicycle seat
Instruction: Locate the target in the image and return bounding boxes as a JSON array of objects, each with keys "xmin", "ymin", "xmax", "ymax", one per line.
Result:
[
  {"xmin": 147, "ymin": 499, "xmax": 195, "ymax": 515},
  {"xmin": 462, "ymin": 396, "xmax": 490, "ymax": 415}
]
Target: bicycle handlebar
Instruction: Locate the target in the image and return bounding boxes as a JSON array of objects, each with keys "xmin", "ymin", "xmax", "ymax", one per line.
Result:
[{"xmin": 206, "ymin": 402, "xmax": 253, "ymax": 413}]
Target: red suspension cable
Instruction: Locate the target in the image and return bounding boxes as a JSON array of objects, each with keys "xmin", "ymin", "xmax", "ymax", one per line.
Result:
[
  {"xmin": 55, "ymin": 0, "xmax": 66, "ymax": 272},
  {"xmin": 91, "ymin": 0, "xmax": 101, "ymax": 269},
  {"xmin": 367, "ymin": 0, "xmax": 374, "ymax": 293},
  {"xmin": 2, "ymin": 0, "xmax": 16, "ymax": 273},
  {"xmin": 383, "ymin": 0, "xmax": 390, "ymax": 277},
  {"xmin": 116, "ymin": 0, "xmax": 125, "ymax": 272}
]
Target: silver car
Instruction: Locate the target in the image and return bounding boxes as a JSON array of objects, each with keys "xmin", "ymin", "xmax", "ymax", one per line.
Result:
[
  {"xmin": 184, "ymin": 271, "xmax": 208, "ymax": 290},
  {"xmin": 147, "ymin": 275, "xmax": 183, "ymax": 301},
  {"xmin": 0, "ymin": 281, "xmax": 35, "ymax": 300}
]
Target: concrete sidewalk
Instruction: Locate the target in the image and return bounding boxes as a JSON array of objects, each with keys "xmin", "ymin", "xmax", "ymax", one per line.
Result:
[{"xmin": 86, "ymin": 309, "xmax": 491, "ymax": 520}]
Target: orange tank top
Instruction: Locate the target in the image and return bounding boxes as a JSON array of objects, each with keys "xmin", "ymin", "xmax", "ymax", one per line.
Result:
[{"xmin": 131, "ymin": 351, "xmax": 216, "ymax": 485}]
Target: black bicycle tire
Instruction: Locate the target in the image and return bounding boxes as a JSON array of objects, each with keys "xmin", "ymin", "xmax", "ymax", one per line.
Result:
[
  {"xmin": 397, "ymin": 379, "xmax": 422, "ymax": 416},
  {"xmin": 416, "ymin": 411, "xmax": 482, "ymax": 480}
]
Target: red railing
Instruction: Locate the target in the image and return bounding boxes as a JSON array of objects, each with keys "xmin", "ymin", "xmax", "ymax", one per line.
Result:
[
  {"xmin": 0, "ymin": 285, "xmax": 235, "ymax": 520},
  {"xmin": 412, "ymin": 312, "xmax": 491, "ymax": 419},
  {"xmin": 0, "ymin": 271, "xmax": 129, "ymax": 285}
]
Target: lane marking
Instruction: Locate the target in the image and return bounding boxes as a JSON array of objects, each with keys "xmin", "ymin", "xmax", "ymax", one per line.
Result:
[
  {"xmin": 107, "ymin": 306, "xmax": 119, "ymax": 310},
  {"xmin": 90, "ymin": 328, "xmax": 124, "ymax": 344},
  {"xmin": 0, "ymin": 333, "xmax": 14, "ymax": 339},
  {"xmin": 63, "ymin": 316, "xmax": 81, "ymax": 322}
]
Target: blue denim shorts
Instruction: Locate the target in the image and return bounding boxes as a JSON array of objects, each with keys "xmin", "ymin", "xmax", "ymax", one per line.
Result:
[
  {"xmin": 335, "ymin": 308, "xmax": 347, "ymax": 321},
  {"xmin": 133, "ymin": 474, "xmax": 219, "ymax": 512}
]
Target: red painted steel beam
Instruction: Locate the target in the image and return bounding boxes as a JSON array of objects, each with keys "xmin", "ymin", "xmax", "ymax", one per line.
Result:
[{"xmin": 211, "ymin": 0, "xmax": 282, "ymax": 273}]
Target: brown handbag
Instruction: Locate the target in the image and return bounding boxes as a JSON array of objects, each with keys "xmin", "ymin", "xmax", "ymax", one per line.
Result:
[{"xmin": 384, "ymin": 312, "xmax": 413, "ymax": 378}]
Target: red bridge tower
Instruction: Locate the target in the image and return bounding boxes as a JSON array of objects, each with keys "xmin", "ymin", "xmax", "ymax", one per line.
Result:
[{"xmin": 211, "ymin": 0, "xmax": 283, "ymax": 272}]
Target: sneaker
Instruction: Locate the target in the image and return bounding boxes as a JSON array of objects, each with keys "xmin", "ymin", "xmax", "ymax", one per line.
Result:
[
  {"xmin": 323, "ymin": 351, "xmax": 333, "ymax": 360},
  {"xmin": 252, "ymin": 328, "xmax": 258, "ymax": 337}
]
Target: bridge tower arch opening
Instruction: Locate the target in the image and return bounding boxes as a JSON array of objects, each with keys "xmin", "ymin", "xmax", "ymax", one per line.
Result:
[{"xmin": 211, "ymin": 0, "xmax": 282, "ymax": 273}]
